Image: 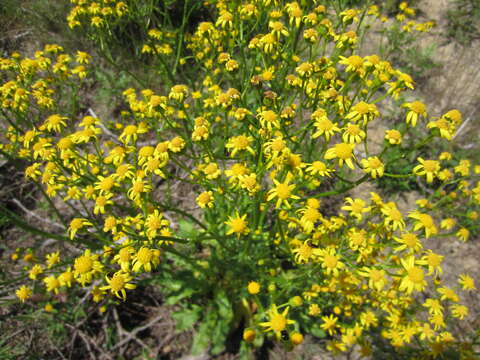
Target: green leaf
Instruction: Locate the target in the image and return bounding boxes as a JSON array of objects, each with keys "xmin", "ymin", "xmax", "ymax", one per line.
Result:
[
  {"xmin": 178, "ymin": 219, "xmax": 196, "ymax": 238},
  {"xmin": 191, "ymin": 319, "xmax": 212, "ymax": 355},
  {"xmin": 310, "ymin": 326, "xmax": 326, "ymax": 339},
  {"xmin": 172, "ymin": 306, "xmax": 201, "ymax": 331},
  {"xmin": 166, "ymin": 288, "xmax": 195, "ymax": 305}
]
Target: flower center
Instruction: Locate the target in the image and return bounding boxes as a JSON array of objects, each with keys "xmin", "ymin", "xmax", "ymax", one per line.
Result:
[
  {"xmin": 270, "ymin": 314, "xmax": 287, "ymax": 332},
  {"xmin": 407, "ymin": 266, "xmax": 424, "ymax": 283},
  {"xmin": 75, "ymin": 256, "xmax": 93, "ymax": 274},
  {"xmin": 276, "ymin": 183, "xmax": 291, "ymax": 199}
]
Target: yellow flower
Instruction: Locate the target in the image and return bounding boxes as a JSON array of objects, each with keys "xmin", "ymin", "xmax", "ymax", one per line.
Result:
[
  {"xmin": 46, "ymin": 251, "xmax": 60, "ymax": 268},
  {"xmin": 101, "ymin": 272, "xmax": 136, "ymax": 301},
  {"xmin": 456, "ymin": 227, "xmax": 470, "ymax": 242},
  {"xmin": 413, "ymin": 157, "xmax": 440, "ymax": 183},
  {"xmin": 29, "ymin": 264, "xmax": 44, "ymax": 280},
  {"xmin": 312, "ymin": 117, "xmax": 340, "ymax": 141},
  {"xmin": 43, "ymin": 275, "xmax": 61, "ymax": 294},
  {"xmin": 243, "ymin": 329, "xmax": 256, "ymax": 342},
  {"xmin": 73, "ymin": 249, "xmax": 103, "ymax": 286},
  {"xmin": 321, "ymin": 314, "xmax": 339, "ymax": 335},
  {"xmin": 267, "ymin": 175, "xmax": 300, "ymax": 209},
  {"xmin": 325, "ymin": 143, "xmax": 356, "ymax": 169},
  {"xmin": 319, "ymin": 247, "xmax": 345, "ymax": 277},
  {"xmin": 145, "ymin": 210, "xmax": 169, "ymax": 239},
  {"xmin": 399, "ymin": 256, "xmax": 427, "ymax": 294},
  {"xmin": 226, "ymin": 135, "xmax": 255, "ymax": 157},
  {"xmin": 292, "ymin": 241, "xmax": 321, "ymax": 263},
  {"xmin": 402, "ymin": 100, "xmax": 427, "ymax": 127},
  {"xmin": 225, "ymin": 213, "xmax": 249, "ymax": 236},
  {"xmin": 450, "ymin": 304, "xmax": 468, "ymax": 320},
  {"xmin": 247, "ymin": 281, "xmax": 261, "ymax": 295},
  {"xmin": 358, "ymin": 267, "xmax": 387, "ymax": 291},
  {"xmin": 132, "ymin": 247, "xmax": 160, "ymax": 272},
  {"xmin": 306, "ymin": 161, "xmax": 334, "ymax": 177},
  {"xmin": 345, "ymin": 102, "xmax": 379, "ymax": 125},
  {"xmin": 361, "ymin": 156, "xmax": 385, "ymax": 178},
  {"xmin": 458, "ymin": 274, "xmax": 476, "ymax": 291},
  {"xmin": 16, "ymin": 285, "xmax": 32, "ymax": 302},
  {"xmin": 291, "ymin": 332, "xmax": 304, "ymax": 345},
  {"xmin": 394, "ymin": 232, "xmax": 423, "ymax": 253},
  {"xmin": 385, "ymin": 129, "xmax": 402, "ymax": 144},
  {"xmin": 341, "ymin": 197, "xmax": 370, "ymax": 221},
  {"xmin": 260, "ymin": 304, "xmax": 295, "ymax": 339},
  {"xmin": 68, "ymin": 218, "xmax": 93, "ymax": 239},
  {"xmin": 409, "ymin": 211, "xmax": 438, "ymax": 238},
  {"xmin": 119, "ymin": 124, "xmax": 147, "ymax": 144},
  {"xmin": 342, "ymin": 123, "xmax": 366, "ymax": 144},
  {"xmin": 196, "ymin": 191, "xmax": 214, "ymax": 208},
  {"xmin": 339, "ymin": 55, "xmax": 364, "ymax": 73}
]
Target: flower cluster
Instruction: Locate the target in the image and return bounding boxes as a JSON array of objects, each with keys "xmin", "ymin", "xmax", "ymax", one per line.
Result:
[{"xmin": 2, "ymin": 0, "xmax": 479, "ymax": 357}]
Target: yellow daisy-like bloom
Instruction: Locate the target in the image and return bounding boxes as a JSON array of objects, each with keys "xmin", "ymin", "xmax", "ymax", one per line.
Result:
[
  {"xmin": 132, "ymin": 247, "xmax": 160, "ymax": 272},
  {"xmin": 402, "ymin": 100, "xmax": 427, "ymax": 127},
  {"xmin": 127, "ymin": 177, "xmax": 152, "ymax": 201},
  {"xmin": 267, "ymin": 175, "xmax": 300, "ymax": 209},
  {"xmin": 260, "ymin": 304, "xmax": 295, "ymax": 339},
  {"xmin": 196, "ymin": 191, "xmax": 214, "ymax": 208},
  {"xmin": 312, "ymin": 117, "xmax": 340, "ymax": 141},
  {"xmin": 73, "ymin": 249, "xmax": 103, "ymax": 286},
  {"xmin": 381, "ymin": 202, "xmax": 405, "ymax": 230},
  {"xmin": 168, "ymin": 136, "xmax": 185, "ymax": 153},
  {"xmin": 427, "ymin": 117, "xmax": 455, "ymax": 140},
  {"xmin": 29, "ymin": 264, "xmax": 44, "ymax": 280},
  {"xmin": 225, "ymin": 213, "xmax": 249, "ymax": 236},
  {"xmin": 339, "ymin": 55, "xmax": 364, "ymax": 73},
  {"xmin": 297, "ymin": 206, "xmax": 322, "ymax": 234},
  {"xmin": 458, "ymin": 274, "xmax": 476, "ymax": 291},
  {"xmin": 119, "ymin": 124, "xmax": 146, "ymax": 144},
  {"xmin": 247, "ymin": 281, "xmax": 261, "ymax": 295},
  {"xmin": 43, "ymin": 275, "xmax": 61, "ymax": 294},
  {"xmin": 342, "ymin": 123, "xmax": 366, "ymax": 144},
  {"xmin": 438, "ymin": 286, "xmax": 460, "ymax": 303},
  {"xmin": 58, "ymin": 268, "xmax": 74, "ymax": 287},
  {"xmin": 101, "ymin": 272, "xmax": 136, "ymax": 301},
  {"xmin": 257, "ymin": 110, "xmax": 280, "ymax": 131},
  {"xmin": 413, "ymin": 157, "xmax": 440, "ymax": 183},
  {"xmin": 399, "ymin": 256, "xmax": 427, "ymax": 294},
  {"xmin": 145, "ymin": 210, "xmax": 169, "ymax": 240},
  {"xmin": 346, "ymin": 102, "xmax": 379, "ymax": 125},
  {"xmin": 68, "ymin": 217, "xmax": 93, "ymax": 239},
  {"xmin": 394, "ymin": 232, "xmax": 423, "ymax": 253},
  {"xmin": 409, "ymin": 211, "xmax": 438, "ymax": 238},
  {"xmin": 450, "ymin": 304, "xmax": 468, "ymax": 320},
  {"xmin": 16, "ymin": 285, "xmax": 32, "ymax": 302},
  {"xmin": 341, "ymin": 197, "xmax": 370, "ymax": 221},
  {"xmin": 319, "ymin": 247, "xmax": 345, "ymax": 277},
  {"xmin": 41, "ymin": 114, "xmax": 68, "ymax": 132},
  {"xmin": 440, "ymin": 218, "xmax": 456, "ymax": 231},
  {"xmin": 385, "ymin": 129, "xmax": 402, "ymax": 144},
  {"xmin": 456, "ymin": 227, "xmax": 470, "ymax": 242},
  {"xmin": 361, "ymin": 156, "xmax": 385, "ymax": 179},
  {"xmin": 306, "ymin": 160, "xmax": 334, "ymax": 177},
  {"xmin": 292, "ymin": 241, "xmax": 322, "ymax": 263},
  {"xmin": 168, "ymin": 84, "xmax": 189, "ymax": 101},
  {"xmin": 226, "ymin": 135, "xmax": 255, "ymax": 157},
  {"xmin": 45, "ymin": 251, "xmax": 60, "ymax": 268},
  {"xmin": 420, "ymin": 250, "xmax": 444, "ymax": 276},
  {"xmin": 324, "ymin": 143, "xmax": 355, "ymax": 169},
  {"xmin": 321, "ymin": 314, "xmax": 339, "ymax": 335},
  {"xmin": 358, "ymin": 267, "xmax": 387, "ymax": 291}
]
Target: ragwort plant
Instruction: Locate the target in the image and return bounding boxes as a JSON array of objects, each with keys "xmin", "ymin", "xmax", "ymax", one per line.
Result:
[{"xmin": 1, "ymin": 0, "xmax": 479, "ymax": 358}]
